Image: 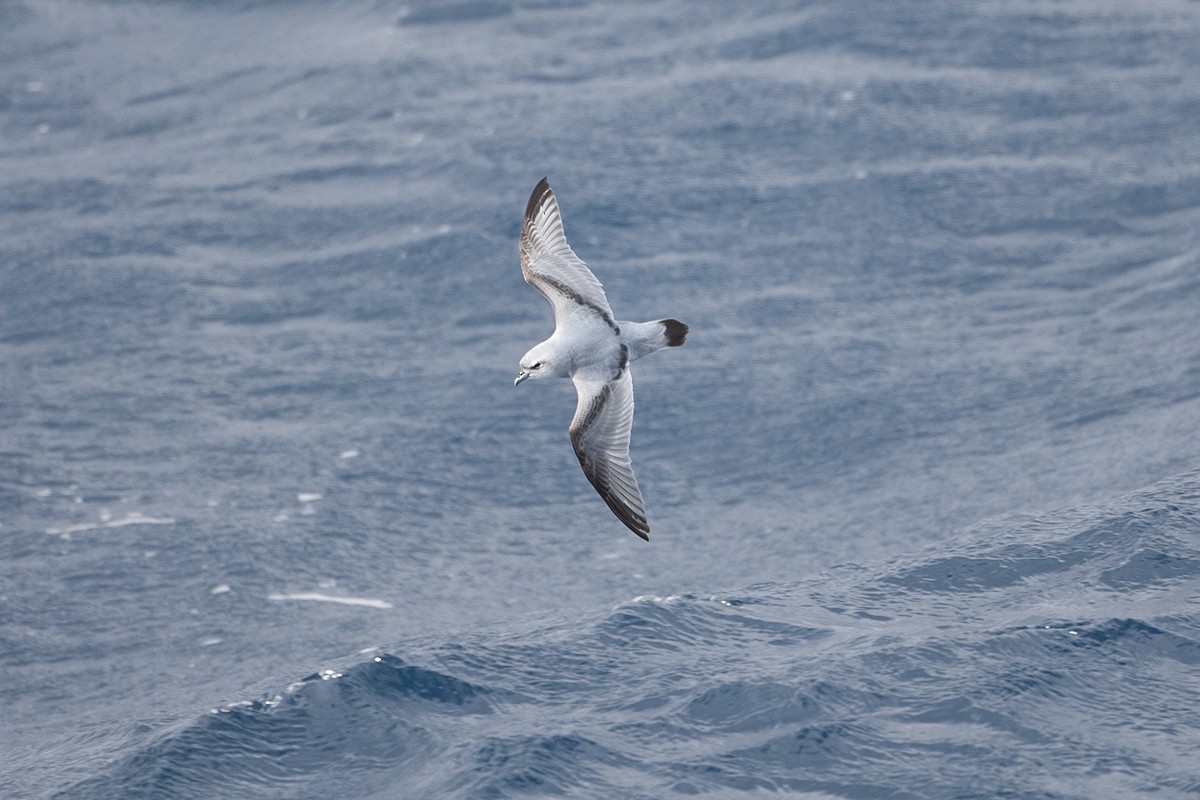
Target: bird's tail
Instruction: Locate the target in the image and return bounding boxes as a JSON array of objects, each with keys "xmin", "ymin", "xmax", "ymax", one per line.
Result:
[
  {"xmin": 620, "ymin": 318, "xmax": 689, "ymax": 361},
  {"xmin": 659, "ymin": 318, "xmax": 688, "ymax": 347}
]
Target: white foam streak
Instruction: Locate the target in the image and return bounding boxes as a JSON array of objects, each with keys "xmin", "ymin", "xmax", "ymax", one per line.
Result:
[
  {"xmin": 267, "ymin": 592, "xmax": 393, "ymax": 609},
  {"xmin": 46, "ymin": 512, "xmax": 176, "ymax": 536}
]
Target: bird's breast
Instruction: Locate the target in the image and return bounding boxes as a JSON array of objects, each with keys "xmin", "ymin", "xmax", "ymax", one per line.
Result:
[{"xmin": 556, "ymin": 320, "xmax": 623, "ymax": 377}]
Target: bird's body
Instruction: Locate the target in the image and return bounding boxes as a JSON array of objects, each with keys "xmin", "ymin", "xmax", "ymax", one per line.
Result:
[{"xmin": 515, "ymin": 178, "xmax": 687, "ymax": 540}]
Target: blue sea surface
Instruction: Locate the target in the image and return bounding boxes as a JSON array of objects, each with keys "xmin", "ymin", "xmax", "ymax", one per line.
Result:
[{"xmin": 2, "ymin": 1, "xmax": 1199, "ymax": 798}]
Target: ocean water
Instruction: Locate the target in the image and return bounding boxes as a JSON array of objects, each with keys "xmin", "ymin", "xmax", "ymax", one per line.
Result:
[{"xmin": 2, "ymin": 1, "xmax": 1199, "ymax": 798}]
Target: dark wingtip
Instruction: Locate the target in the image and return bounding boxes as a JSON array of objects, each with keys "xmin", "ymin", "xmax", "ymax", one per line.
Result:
[
  {"xmin": 602, "ymin": 490, "xmax": 650, "ymax": 541},
  {"xmin": 661, "ymin": 318, "xmax": 688, "ymax": 347},
  {"xmin": 615, "ymin": 507, "xmax": 650, "ymax": 540},
  {"xmin": 525, "ymin": 177, "xmax": 553, "ymax": 222}
]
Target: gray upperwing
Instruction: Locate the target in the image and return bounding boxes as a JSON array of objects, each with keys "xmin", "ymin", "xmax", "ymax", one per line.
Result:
[
  {"xmin": 520, "ymin": 178, "xmax": 619, "ymax": 331},
  {"xmin": 568, "ymin": 368, "xmax": 649, "ymax": 540}
]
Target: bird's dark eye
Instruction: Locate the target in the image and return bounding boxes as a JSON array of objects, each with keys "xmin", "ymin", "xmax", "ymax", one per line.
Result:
[{"xmin": 531, "ymin": 362, "xmax": 541, "ymax": 370}]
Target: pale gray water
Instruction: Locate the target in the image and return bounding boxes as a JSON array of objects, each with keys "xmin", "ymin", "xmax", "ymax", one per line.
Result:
[{"xmin": 2, "ymin": 1, "xmax": 1199, "ymax": 797}]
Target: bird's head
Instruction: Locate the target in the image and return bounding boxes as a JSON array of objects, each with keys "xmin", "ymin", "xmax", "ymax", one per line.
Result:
[{"xmin": 515, "ymin": 343, "xmax": 561, "ymax": 386}]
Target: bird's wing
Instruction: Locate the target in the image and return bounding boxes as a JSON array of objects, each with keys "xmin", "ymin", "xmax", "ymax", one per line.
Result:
[
  {"xmin": 569, "ymin": 367, "xmax": 649, "ymax": 540},
  {"xmin": 520, "ymin": 178, "xmax": 618, "ymax": 331}
]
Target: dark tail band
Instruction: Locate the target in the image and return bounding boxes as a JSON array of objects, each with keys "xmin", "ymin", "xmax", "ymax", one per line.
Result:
[{"xmin": 660, "ymin": 318, "xmax": 688, "ymax": 347}]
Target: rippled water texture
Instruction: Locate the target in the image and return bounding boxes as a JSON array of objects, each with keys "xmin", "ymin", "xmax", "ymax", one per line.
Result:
[{"xmin": 2, "ymin": 1, "xmax": 1199, "ymax": 797}]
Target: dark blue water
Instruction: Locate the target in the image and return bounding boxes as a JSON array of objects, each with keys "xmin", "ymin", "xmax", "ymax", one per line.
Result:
[{"xmin": 2, "ymin": 1, "xmax": 1199, "ymax": 797}]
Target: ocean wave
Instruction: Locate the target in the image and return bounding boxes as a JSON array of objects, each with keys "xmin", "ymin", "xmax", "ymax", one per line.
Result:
[{"xmin": 57, "ymin": 472, "xmax": 1200, "ymax": 799}]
